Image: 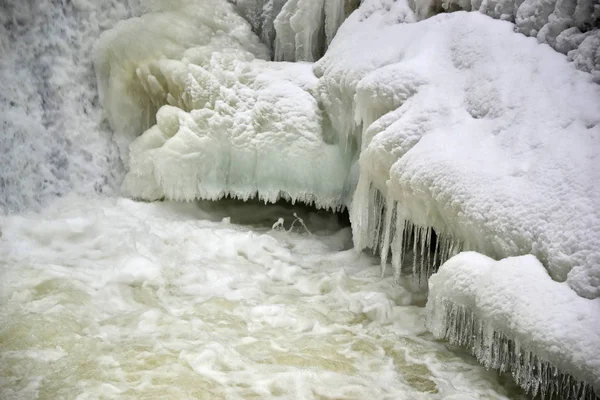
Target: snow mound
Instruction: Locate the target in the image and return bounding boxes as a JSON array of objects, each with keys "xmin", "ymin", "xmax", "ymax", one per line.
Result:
[
  {"xmin": 426, "ymin": 252, "xmax": 600, "ymax": 399},
  {"xmin": 316, "ymin": 6, "xmax": 600, "ymax": 298},
  {"xmin": 410, "ymin": 0, "xmax": 600, "ymax": 79},
  {"xmin": 95, "ymin": 0, "xmax": 352, "ymax": 210}
]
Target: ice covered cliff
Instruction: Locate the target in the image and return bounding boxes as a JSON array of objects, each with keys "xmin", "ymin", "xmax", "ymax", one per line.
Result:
[
  {"xmin": 229, "ymin": 0, "xmax": 359, "ymax": 61},
  {"xmin": 317, "ymin": 2, "xmax": 600, "ymax": 300},
  {"xmin": 313, "ymin": 2, "xmax": 600, "ymax": 398}
]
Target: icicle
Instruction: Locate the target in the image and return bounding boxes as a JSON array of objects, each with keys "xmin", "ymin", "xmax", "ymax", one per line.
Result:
[
  {"xmin": 412, "ymin": 224, "xmax": 419, "ymax": 281},
  {"xmin": 379, "ymin": 195, "xmax": 396, "ymax": 278},
  {"xmin": 426, "ymin": 300, "xmax": 599, "ymax": 400},
  {"xmin": 391, "ymin": 205, "xmax": 405, "ymax": 283}
]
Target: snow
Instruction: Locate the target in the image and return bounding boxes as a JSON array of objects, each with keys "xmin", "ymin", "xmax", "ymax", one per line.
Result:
[
  {"xmin": 426, "ymin": 252, "xmax": 600, "ymax": 398},
  {"xmin": 407, "ymin": 0, "xmax": 600, "ymax": 80},
  {"xmin": 316, "ymin": 5, "xmax": 600, "ymax": 299}
]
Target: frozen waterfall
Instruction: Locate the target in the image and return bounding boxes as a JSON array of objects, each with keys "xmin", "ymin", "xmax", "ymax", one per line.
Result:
[{"xmin": 2, "ymin": 0, "xmax": 600, "ymax": 399}]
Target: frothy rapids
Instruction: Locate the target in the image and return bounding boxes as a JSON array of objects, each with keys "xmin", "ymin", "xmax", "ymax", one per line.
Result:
[{"xmin": 0, "ymin": 197, "xmax": 525, "ymax": 399}]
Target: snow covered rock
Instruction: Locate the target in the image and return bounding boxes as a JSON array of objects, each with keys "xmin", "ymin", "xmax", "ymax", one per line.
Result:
[
  {"xmin": 316, "ymin": 5, "xmax": 600, "ymax": 299},
  {"xmin": 411, "ymin": 0, "xmax": 600, "ymax": 79},
  {"xmin": 426, "ymin": 252, "xmax": 600, "ymax": 399}
]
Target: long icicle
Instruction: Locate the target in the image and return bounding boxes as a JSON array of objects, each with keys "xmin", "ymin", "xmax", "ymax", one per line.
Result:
[{"xmin": 427, "ymin": 299, "xmax": 599, "ymax": 400}]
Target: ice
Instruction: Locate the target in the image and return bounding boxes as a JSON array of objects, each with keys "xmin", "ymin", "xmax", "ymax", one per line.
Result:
[
  {"xmin": 351, "ymin": 179, "xmax": 463, "ymax": 284},
  {"xmin": 426, "ymin": 252, "xmax": 600, "ymax": 399},
  {"xmin": 93, "ymin": 0, "xmax": 270, "ymax": 165},
  {"xmin": 229, "ymin": 0, "xmax": 289, "ymax": 54},
  {"xmin": 273, "ymin": 0, "xmax": 350, "ymax": 62},
  {"xmin": 317, "ymin": 6, "xmax": 600, "ymax": 299},
  {"xmin": 120, "ymin": 60, "xmax": 352, "ymax": 209},
  {"xmin": 94, "ymin": 0, "xmax": 355, "ymax": 210},
  {"xmin": 230, "ymin": 0, "xmax": 353, "ymax": 61}
]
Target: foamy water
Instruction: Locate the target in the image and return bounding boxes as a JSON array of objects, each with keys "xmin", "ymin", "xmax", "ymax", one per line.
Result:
[{"xmin": 0, "ymin": 196, "xmax": 524, "ymax": 399}]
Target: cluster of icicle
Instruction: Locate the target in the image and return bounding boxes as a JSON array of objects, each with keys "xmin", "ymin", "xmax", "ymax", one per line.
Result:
[
  {"xmin": 352, "ymin": 180, "xmax": 463, "ymax": 283},
  {"xmin": 427, "ymin": 299, "xmax": 599, "ymax": 400},
  {"xmin": 231, "ymin": 0, "xmax": 354, "ymax": 62}
]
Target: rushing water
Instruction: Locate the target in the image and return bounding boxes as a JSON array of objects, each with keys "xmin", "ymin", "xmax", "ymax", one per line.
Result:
[{"xmin": 0, "ymin": 195, "xmax": 526, "ymax": 399}]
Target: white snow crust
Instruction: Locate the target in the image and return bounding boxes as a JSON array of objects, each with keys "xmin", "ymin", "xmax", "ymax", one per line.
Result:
[
  {"xmin": 409, "ymin": 0, "xmax": 600, "ymax": 80},
  {"xmin": 427, "ymin": 252, "xmax": 600, "ymax": 396},
  {"xmin": 316, "ymin": 4, "xmax": 600, "ymax": 298}
]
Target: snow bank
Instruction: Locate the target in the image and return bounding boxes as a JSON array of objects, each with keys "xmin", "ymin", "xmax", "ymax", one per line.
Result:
[
  {"xmin": 316, "ymin": 4, "xmax": 600, "ymax": 298},
  {"xmin": 426, "ymin": 252, "xmax": 600, "ymax": 399},
  {"xmin": 94, "ymin": 0, "xmax": 352, "ymax": 210}
]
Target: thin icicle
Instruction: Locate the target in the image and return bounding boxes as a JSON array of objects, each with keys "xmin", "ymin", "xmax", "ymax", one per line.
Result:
[
  {"xmin": 391, "ymin": 203, "xmax": 405, "ymax": 283},
  {"xmin": 379, "ymin": 195, "xmax": 396, "ymax": 278}
]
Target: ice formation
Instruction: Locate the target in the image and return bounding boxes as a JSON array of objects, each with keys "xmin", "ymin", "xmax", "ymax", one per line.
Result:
[
  {"xmin": 94, "ymin": 0, "xmax": 353, "ymax": 210},
  {"xmin": 230, "ymin": 0, "xmax": 357, "ymax": 61},
  {"xmin": 316, "ymin": 4, "xmax": 600, "ymax": 299},
  {"xmin": 427, "ymin": 253, "xmax": 600, "ymax": 399}
]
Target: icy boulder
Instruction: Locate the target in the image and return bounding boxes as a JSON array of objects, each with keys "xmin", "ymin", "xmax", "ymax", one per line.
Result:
[
  {"xmin": 426, "ymin": 252, "xmax": 600, "ymax": 399},
  {"xmin": 316, "ymin": 6, "xmax": 600, "ymax": 298},
  {"xmin": 95, "ymin": 0, "xmax": 352, "ymax": 210}
]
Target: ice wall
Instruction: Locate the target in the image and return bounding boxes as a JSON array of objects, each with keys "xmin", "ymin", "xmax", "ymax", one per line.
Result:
[
  {"xmin": 230, "ymin": 0, "xmax": 358, "ymax": 61},
  {"xmin": 0, "ymin": 0, "xmax": 138, "ymax": 213},
  {"xmin": 411, "ymin": 0, "xmax": 600, "ymax": 79},
  {"xmin": 94, "ymin": 0, "xmax": 354, "ymax": 210},
  {"xmin": 427, "ymin": 253, "xmax": 600, "ymax": 399},
  {"xmin": 316, "ymin": 3, "xmax": 600, "ymax": 300}
]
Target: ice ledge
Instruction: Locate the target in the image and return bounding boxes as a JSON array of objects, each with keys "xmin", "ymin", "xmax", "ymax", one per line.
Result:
[{"xmin": 426, "ymin": 252, "xmax": 600, "ymax": 400}]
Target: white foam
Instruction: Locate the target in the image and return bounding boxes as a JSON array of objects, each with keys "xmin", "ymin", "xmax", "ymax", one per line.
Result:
[{"xmin": 0, "ymin": 196, "xmax": 526, "ymax": 398}]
